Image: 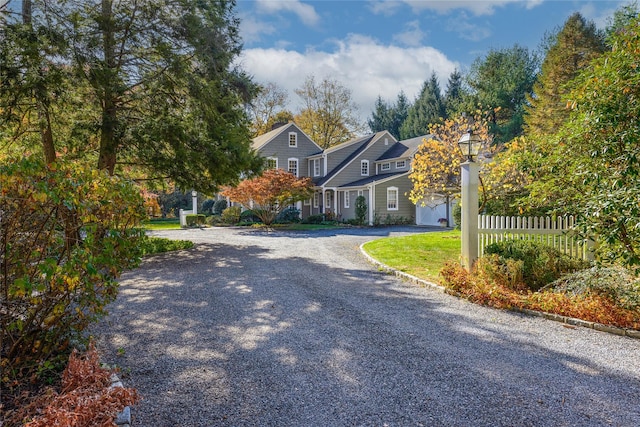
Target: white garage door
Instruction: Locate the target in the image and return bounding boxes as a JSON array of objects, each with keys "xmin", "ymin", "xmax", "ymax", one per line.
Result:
[{"xmin": 416, "ymin": 198, "xmax": 456, "ymax": 226}]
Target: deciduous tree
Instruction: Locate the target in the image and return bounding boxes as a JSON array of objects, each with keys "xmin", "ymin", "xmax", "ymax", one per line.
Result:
[
  {"xmin": 408, "ymin": 112, "xmax": 493, "ymax": 209},
  {"xmin": 222, "ymin": 169, "xmax": 313, "ymax": 226},
  {"xmin": 249, "ymin": 82, "xmax": 293, "ymax": 136},
  {"xmin": 294, "ymin": 75, "xmax": 364, "ymax": 149}
]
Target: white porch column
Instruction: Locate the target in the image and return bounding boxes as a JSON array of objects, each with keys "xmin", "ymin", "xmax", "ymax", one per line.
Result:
[
  {"xmin": 333, "ymin": 189, "xmax": 338, "ymax": 215},
  {"xmin": 368, "ymin": 186, "xmax": 374, "ymax": 225}
]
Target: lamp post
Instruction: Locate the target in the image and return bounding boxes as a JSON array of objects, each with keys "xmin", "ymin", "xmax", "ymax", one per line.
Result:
[
  {"xmin": 458, "ymin": 129, "xmax": 482, "ymax": 271},
  {"xmin": 191, "ymin": 190, "xmax": 198, "ymax": 215}
]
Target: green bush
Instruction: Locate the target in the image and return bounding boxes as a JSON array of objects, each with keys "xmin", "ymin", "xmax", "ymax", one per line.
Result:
[
  {"xmin": 221, "ymin": 206, "xmax": 242, "ymax": 224},
  {"xmin": 302, "ymin": 214, "xmax": 324, "ymax": 224},
  {"xmin": 452, "ymin": 203, "xmax": 461, "ymax": 229},
  {"xmin": 185, "ymin": 214, "xmax": 206, "ymax": 227},
  {"xmin": 355, "ymin": 195, "xmax": 367, "ymax": 225},
  {"xmin": 1, "ymin": 158, "xmax": 145, "ymax": 388},
  {"xmin": 202, "ymin": 198, "xmax": 216, "ymax": 214},
  {"xmin": 213, "ymin": 199, "xmax": 228, "ymax": 215},
  {"xmin": 483, "ymin": 240, "xmax": 589, "ymax": 291},
  {"xmin": 276, "ymin": 207, "xmax": 301, "ymax": 224},
  {"xmin": 239, "ymin": 208, "xmax": 261, "ymax": 223},
  {"xmin": 140, "ymin": 236, "xmax": 194, "ymax": 256}
]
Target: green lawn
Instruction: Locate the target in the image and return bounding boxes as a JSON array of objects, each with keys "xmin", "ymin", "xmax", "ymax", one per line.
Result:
[
  {"xmin": 143, "ymin": 218, "xmax": 181, "ymax": 230},
  {"xmin": 362, "ymin": 230, "xmax": 461, "ymax": 283}
]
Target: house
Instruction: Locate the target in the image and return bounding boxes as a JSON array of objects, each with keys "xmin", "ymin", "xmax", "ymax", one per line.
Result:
[{"xmin": 251, "ymin": 122, "xmax": 455, "ymax": 226}]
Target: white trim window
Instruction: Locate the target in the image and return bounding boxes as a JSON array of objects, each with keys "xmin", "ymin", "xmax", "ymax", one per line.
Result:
[
  {"xmin": 266, "ymin": 157, "xmax": 278, "ymax": 170},
  {"xmin": 358, "ymin": 189, "xmax": 363, "ymax": 197},
  {"xmin": 381, "ymin": 162, "xmax": 391, "ymax": 171},
  {"xmin": 396, "ymin": 160, "xmax": 406, "ymax": 169},
  {"xmin": 288, "ymin": 132, "xmax": 297, "ymax": 147},
  {"xmin": 344, "ymin": 191, "xmax": 350, "ymax": 208},
  {"xmin": 288, "ymin": 158, "xmax": 298, "ymax": 176},
  {"xmin": 325, "ymin": 192, "xmax": 331, "ymax": 210},
  {"xmin": 361, "ymin": 160, "xmax": 369, "ymax": 176},
  {"xmin": 387, "ymin": 186, "xmax": 398, "ymax": 211},
  {"xmin": 304, "ymin": 198, "xmax": 311, "ymax": 206},
  {"xmin": 313, "ymin": 158, "xmax": 320, "ymax": 177},
  {"xmin": 313, "ymin": 192, "xmax": 319, "ymax": 208}
]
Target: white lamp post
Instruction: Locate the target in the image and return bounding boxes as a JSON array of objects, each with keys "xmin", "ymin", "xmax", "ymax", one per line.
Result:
[{"xmin": 458, "ymin": 129, "xmax": 482, "ymax": 271}]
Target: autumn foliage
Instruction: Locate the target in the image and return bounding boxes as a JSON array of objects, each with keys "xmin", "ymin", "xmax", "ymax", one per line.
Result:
[
  {"xmin": 222, "ymin": 169, "xmax": 313, "ymax": 225},
  {"xmin": 408, "ymin": 113, "xmax": 493, "ymax": 208},
  {"xmin": 1, "ymin": 158, "xmax": 145, "ymax": 398},
  {"xmin": 6, "ymin": 343, "xmax": 139, "ymax": 427}
]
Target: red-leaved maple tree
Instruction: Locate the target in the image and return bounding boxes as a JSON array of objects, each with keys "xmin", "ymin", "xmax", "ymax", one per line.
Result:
[{"xmin": 222, "ymin": 169, "xmax": 313, "ymax": 225}]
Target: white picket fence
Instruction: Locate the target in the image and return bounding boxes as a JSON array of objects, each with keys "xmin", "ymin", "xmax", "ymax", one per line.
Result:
[{"xmin": 478, "ymin": 215, "xmax": 593, "ymax": 261}]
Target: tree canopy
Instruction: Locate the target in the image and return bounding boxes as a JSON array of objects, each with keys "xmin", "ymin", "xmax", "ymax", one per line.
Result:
[
  {"xmin": 0, "ymin": 0, "xmax": 262, "ymax": 193},
  {"xmin": 294, "ymin": 76, "xmax": 364, "ymax": 149},
  {"xmin": 400, "ymin": 72, "xmax": 446, "ymax": 139},
  {"xmin": 222, "ymin": 169, "xmax": 313, "ymax": 225}
]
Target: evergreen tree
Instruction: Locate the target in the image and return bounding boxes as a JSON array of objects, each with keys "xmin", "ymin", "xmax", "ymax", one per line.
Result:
[
  {"xmin": 368, "ymin": 95, "xmax": 393, "ymax": 133},
  {"xmin": 444, "ymin": 69, "xmax": 466, "ymax": 118},
  {"xmin": 400, "ymin": 72, "xmax": 445, "ymax": 139},
  {"xmin": 466, "ymin": 45, "xmax": 538, "ymax": 144},
  {"xmin": 525, "ymin": 13, "xmax": 606, "ymax": 137},
  {"xmin": 389, "ymin": 91, "xmax": 410, "ymax": 140}
]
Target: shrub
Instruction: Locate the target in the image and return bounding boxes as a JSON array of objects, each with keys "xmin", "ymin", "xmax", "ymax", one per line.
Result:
[
  {"xmin": 213, "ymin": 199, "xmax": 228, "ymax": 215},
  {"xmin": 276, "ymin": 207, "xmax": 301, "ymax": 224},
  {"xmin": 382, "ymin": 214, "xmax": 413, "ymax": 226},
  {"xmin": 452, "ymin": 202, "xmax": 461, "ymax": 229},
  {"xmin": 202, "ymin": 198, "xmax": 216, "ymax": 214},
  {"xmin": 483, "ymin": 240, "xmax": 590, "ymax": 291},
  {"xmin": 185, "ymin": 214, "xmax": 206, "ymax": 227},
  {"xmin": 302, "ymin": 214, "xmax": 324, "ymax": 224},
  {"xmin": 355, "ymin": 195, "xmax": 367, "ymax": 225},
  {"xmin": 239, "ymin": 209, "xmax": 261, "ymax": 223},
  {"xmin": 221, "ymin": 206, "xmax": 242, "ymax": 224},
  {"xmin": 1, "ymin": 158, "xmax": 145, "ymax": 396},
  {"xmin": 550, "ymin": 266, "xmax": 640, "ymax": 311},
  {"xmin": 139, "ymin": 236, "xmax": 194, "ymax": 256}
]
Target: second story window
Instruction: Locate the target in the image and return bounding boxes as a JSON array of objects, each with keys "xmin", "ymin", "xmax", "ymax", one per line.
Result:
[
  {"xmin": 313, "ymin": 159, "xmax": 320, "ymax": 177},
  {"xmin": 381, "ymin": 162, "xmax": 391, "ymax": 171},
  {"xmin": 396, "ymin": 160, "xmax": 406, "ymax": 169},
  {"xmin": 289, "ymin": 132, "xmax": 297, "ymax": 147},
  {"xmin": 361, "ymin": 160, "xmax": 369, "ymax": 176},
  {"xmin": 288, "ymin": 158, "xmax": 298, "ymax": 177}
]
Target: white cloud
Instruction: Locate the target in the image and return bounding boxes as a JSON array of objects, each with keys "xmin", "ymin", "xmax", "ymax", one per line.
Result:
[
  {"xmin": 239, "ymin": 13, "xmax": 277, "ymax": 44},
  {"xmin": 370, "ymin": 0, "xmax": 543, "ymax": 16},
  {"xmin": 255, "ymin": 0, "xmax": 321, "ymax": 27},
  {"xmin": 392, "ymin": 20, "xmax": 427, "ymax": 46},
  {"xmin": 238, "ymin": 34, "xmax": 459, "ymax": 124},
  {"xmin": 446, "ymin": 13, "xmax": 492, "ymax": 42}
]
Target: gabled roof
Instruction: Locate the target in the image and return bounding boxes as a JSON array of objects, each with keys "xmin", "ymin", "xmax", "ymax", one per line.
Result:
[
  {"xmin": 338, "ymin": 171, "xmax": 409, "ymax": 188},
  {"xmin": 377, "ymin": 134, "xmax": 433, "ymax": 161},
  {"xmin": 251, "ymin": 122, "xmax": 323, "ymax": 153},
  {"xmin": 315, "ymin": 134, "xmax": 376, "ymax": 186}
]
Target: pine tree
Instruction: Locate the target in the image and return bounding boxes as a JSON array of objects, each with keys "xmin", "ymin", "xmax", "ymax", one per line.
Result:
[
  {"xmin": 525, "ymin": 13, "xmax": 606, "ymax": 137},
  {"xmin": 400, "ymin": 72, "xmax": 445, "ymax": 139},
  {"xmin": 368, "ymin": 96, "xmax": 392, "ymax": 133},
  {"xmin": 444, "ymin": 69, "xmax": 466, "ymax": 118}
]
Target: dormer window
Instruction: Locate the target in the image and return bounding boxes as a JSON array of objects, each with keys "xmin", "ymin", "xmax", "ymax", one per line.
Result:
[
  {"xmin": 289, "ymin": 132, "xmax": 297, "ymax": 147},
  {"xmin": 381, "ymin": 162, "xmax": 391, "ymax": 171},
  {"xmin": 361, "ymin": 160, "xmax": 369, "ymax": 176},
  {"xmin": 396, "ymin": 160, "xmax": 406, "ymax": 169}
]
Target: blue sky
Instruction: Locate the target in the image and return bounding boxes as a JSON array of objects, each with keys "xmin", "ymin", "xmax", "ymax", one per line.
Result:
[{"xmin": 236, "ymin": 0, "xmax": 629, "ymax": 122}]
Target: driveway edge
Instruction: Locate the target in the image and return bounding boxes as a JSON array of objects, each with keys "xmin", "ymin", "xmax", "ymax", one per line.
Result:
[{"xmin": 359, "ymin": 243, "xmax": 639, "ymax": 340}]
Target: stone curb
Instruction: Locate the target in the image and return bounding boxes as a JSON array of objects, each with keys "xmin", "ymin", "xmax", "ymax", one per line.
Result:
[
  {"xmin": 359, "ymin": 243, "xmax": 640, "ymax": 340},
  {"xmin": 109, "ymin": 372, "xmax": 132, "ymax": 427}
]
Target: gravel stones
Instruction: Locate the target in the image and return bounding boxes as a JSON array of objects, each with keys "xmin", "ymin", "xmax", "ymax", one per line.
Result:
[{"xmin": 93, "ymin": 227, "xmax": 640, "ymax": 426}]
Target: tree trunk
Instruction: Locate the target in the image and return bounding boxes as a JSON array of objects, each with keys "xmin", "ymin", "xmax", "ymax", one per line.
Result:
[
  {"xmin": 23, "ymin": 0, "xmax": 56, "ymax": 164},
  {"xmin": 97, "ymin": 0, "xmax": 118, "ymax": 175}
]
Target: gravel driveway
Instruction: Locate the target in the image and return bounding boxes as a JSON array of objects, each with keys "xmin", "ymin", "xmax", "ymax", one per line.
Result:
[{"xmin": 94, "ymin": 226, "xmax": 640, "ymax": 427}]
